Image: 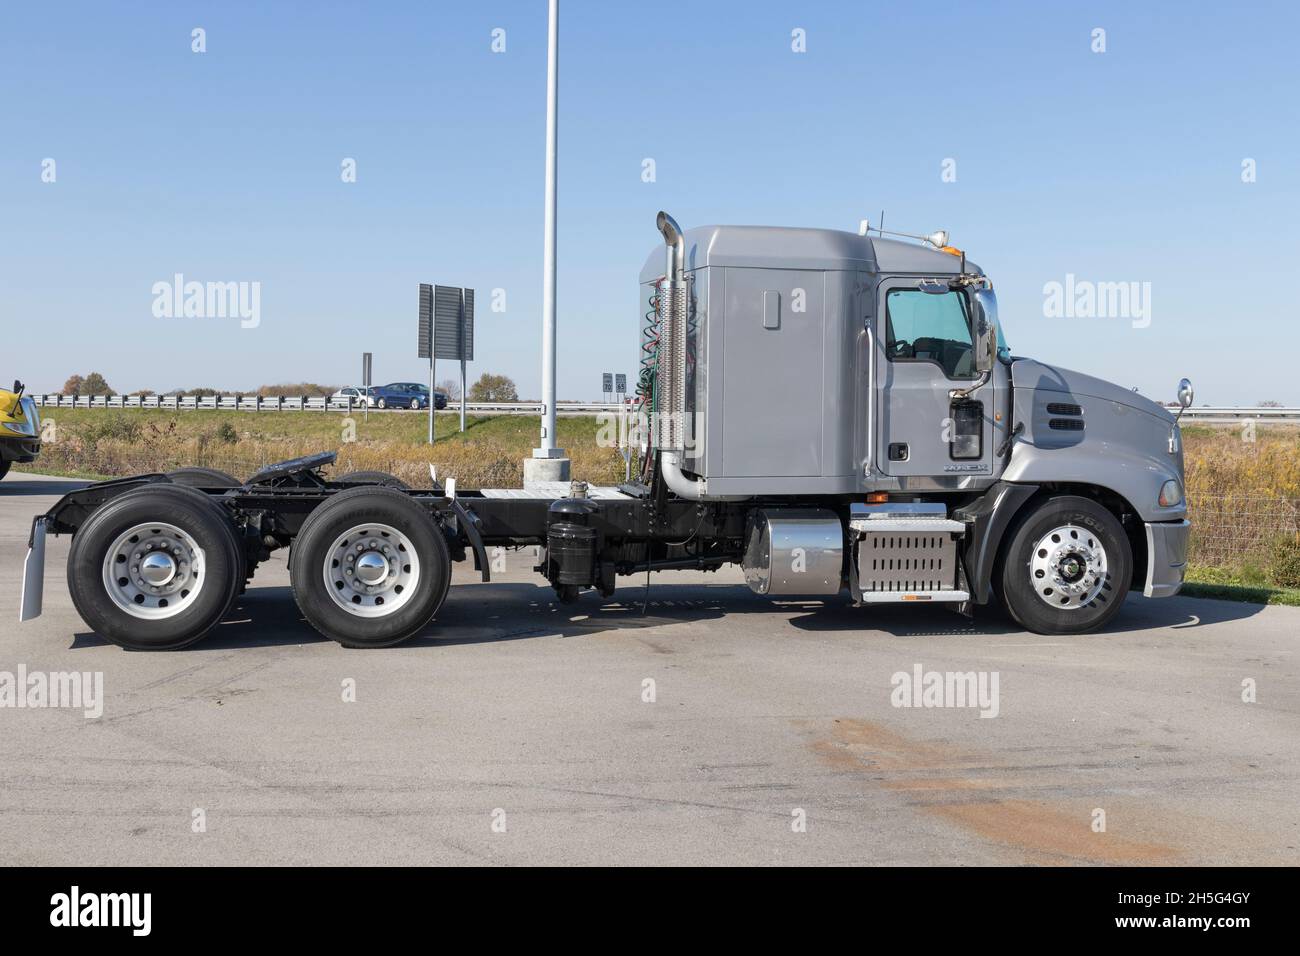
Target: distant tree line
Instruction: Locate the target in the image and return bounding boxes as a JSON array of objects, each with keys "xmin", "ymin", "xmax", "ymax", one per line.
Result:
[
  {"xmin": 468, "ymin": 373, "xmax": 518, "ymax": 402},
  {"xmin": 59, "ymin": 374, "xmax": 335, "ymax": 398},
  {"xmin": 59, "ymin": 372, "xmax": 522, "ymax": 402}
]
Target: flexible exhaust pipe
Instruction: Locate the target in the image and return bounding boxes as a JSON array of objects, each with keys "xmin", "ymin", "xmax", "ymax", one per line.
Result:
[
  {"xmin": 653, "ymin": 211, "xmax": 742, "ymax": 501},
  {"xmin": 654, "ymin": 212, "xmax": 687, "ymax": 455}
]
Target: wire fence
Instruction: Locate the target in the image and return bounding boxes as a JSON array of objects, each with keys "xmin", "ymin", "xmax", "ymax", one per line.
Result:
[{"xmin": 1185, "ymin": 493, "xmax": 1300, "ymax": 569}]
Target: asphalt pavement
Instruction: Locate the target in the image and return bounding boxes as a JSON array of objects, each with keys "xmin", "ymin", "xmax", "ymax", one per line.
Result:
[{"xmin": 1, "ymin": 473, "xmax": 1296, "ymax": 865}]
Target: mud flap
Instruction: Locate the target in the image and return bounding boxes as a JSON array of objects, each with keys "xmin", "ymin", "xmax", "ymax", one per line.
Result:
[
  {"xmin": 449, "ymin": 499, "xmax": 490, "ymax": 582},
  {"xmin": 20, "ymin": 516, "xmax": 46, "ymax": 621}
]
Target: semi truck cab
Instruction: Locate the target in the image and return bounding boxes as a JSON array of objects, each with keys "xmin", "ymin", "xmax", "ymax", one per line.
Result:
[{"xmin": 638, "ymin": 212, "xmax": 1190, "ymax": 633}]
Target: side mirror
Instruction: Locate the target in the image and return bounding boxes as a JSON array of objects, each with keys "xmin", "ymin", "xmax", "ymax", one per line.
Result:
[
  {"xmin": 1175, "ymin": 378, "xmax": 1194, "ymax": 422},
  {"xmin": 971, "ymin": 288, "xmax": 999, "ymax": 374}
]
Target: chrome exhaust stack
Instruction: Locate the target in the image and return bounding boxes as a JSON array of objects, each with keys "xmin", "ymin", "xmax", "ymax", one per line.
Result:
[
  {"xmin": 653, "ymin": 211, "xmax": 739, "ymax": 501},
  {"xmin": 655, "ymin": 211, "xmax": 688, "ymax": 456}
]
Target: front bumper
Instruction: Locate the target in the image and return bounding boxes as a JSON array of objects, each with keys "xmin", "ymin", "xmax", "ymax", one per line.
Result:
[
  {"xmin": 1143, "ymin": 519, "xmax": 1190, "ymax": 598},
  {"xmin": 0, "ymin": 436, "xmax": 41, "ymax": 463}
]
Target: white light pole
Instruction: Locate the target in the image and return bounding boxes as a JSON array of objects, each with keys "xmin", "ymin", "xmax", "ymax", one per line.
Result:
[{"xmin": 527, "ymin": 0, "xmax": 570, "ymax": 484}]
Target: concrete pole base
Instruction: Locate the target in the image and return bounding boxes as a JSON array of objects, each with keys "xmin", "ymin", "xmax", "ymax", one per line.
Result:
[{"xmin": 523, "ymin": 456, "xmax": 571, "ymax": 488}]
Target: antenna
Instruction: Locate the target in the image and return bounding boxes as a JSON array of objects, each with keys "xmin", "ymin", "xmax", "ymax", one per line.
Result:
[{"xmin": 869, "ymin": 222, "xmax": 951, "ymax": 249}]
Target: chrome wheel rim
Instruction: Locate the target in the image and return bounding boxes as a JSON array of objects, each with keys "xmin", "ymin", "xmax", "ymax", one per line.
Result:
[
  {"xmin": 1030, "ymin": 523, "xmax": 1108, "ymax": 609},
  {"xmin": 323, "ymin": 522, "xmax": 419, "ymax": 617},
  {"xmin": 102, "ymin": 521, "xmax": 206, "ymax": 619}
]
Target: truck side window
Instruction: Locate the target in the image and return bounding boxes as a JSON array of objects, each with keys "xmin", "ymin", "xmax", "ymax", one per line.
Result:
[{"xmin": 885, "ymin": 289, "xmax": 975, "ymax": 379}]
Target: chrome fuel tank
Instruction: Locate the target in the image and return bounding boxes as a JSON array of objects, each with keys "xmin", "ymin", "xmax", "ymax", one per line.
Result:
[{"xmin": 742, "ymin": 508, "xmax": 844, "ymax": 595}]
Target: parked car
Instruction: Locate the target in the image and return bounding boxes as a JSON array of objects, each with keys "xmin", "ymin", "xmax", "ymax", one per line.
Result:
[
  {"xmin": 0, "ymin": 380, "xmax": 41, "ymax": 480},
  {"xmin": 420, "ymin": 384, "xmax": 450, "ymax": 410},
  {"xmin": 370, "ymin": 382, "xmax": 445, "ymax": 410},
  {"xmin": 330, "ymin": 386, "xmax": 373, "ymax": 406}
]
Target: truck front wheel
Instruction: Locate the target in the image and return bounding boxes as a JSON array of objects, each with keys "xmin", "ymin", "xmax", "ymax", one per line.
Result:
[
  {"xmin": 996, "ymin": 495, "xmax": 1131, "ymax": 635},
  {"xmin": 289, "ymin": 486, "xmax": 450, "ymax": 647},
  {"xmin": 67, "ymin": 485, "xmax": 244, "ymax": 649}
]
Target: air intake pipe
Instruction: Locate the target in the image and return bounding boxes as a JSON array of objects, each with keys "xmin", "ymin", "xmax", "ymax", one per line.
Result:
[{"xmin": 654, "ymin": 211, "xmax": 742, "ymax": 501}]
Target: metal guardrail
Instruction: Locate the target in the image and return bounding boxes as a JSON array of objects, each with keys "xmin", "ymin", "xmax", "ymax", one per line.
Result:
[
  {"xmin": 28, "ymin": 394, "xmax": 1297, "ymax": 420},
  {"xmin": 1178, "ymin": 407, "xmax": 1300, "ymax": 421},
  {"xmin": 31, "ymin": 394, "xmax": 626, "ymax": 415}
]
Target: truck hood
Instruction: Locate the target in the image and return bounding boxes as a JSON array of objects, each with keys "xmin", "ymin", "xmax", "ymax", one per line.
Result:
[{"xmin": 1010, "ymin": 359, "xmax": 1174, "ymax": 423}]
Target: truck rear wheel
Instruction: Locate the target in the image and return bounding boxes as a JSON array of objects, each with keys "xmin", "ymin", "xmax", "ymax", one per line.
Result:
[
  {"xmin": 67, "ymin": 485, "xmax": 244, "ymax": 650},
  {"xmin": 166, "ymin": 467, "xmax": 242, "ymax": 488},
  {"xmin": 289, "ymin": 486, "xmax": 450, "ymax": 647},
  {"xmin": 996, "ymin": 495, "xmax": 1131, "ymax": 635},
  {"xmin": 334, "ymin": 470, "xmax": 409, "ymax": 490}
]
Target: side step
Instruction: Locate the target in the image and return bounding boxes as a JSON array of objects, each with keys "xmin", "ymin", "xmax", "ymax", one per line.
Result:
[{"xmin": 859, "ymin": 589, "xmax": 971, "ymax": 605}]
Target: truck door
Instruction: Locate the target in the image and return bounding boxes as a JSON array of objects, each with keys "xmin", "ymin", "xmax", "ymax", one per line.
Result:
[{"xmin": 874, "ymin": 278, "xmax": 997, "ymax": 479}]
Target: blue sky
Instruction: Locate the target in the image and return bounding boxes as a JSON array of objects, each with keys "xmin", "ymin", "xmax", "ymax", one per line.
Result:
[{"xmin": 3, "ymin": 0, "xmax": 1297, "ymax": 403}]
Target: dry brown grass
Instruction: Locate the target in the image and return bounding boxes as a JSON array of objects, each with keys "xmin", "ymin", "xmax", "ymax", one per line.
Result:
[
  {"xmin": 1182, "ymin": 425, "xmax": 1300, "ymax": 575},
  {"xmin": 27, "ymin": 408, "xmax": 626, "ymax": 488}
]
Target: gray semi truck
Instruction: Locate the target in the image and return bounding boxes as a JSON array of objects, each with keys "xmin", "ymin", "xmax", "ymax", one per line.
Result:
[{"xmin": 19, "ymin": 211, "xmax": 1191, "ymax": 648}]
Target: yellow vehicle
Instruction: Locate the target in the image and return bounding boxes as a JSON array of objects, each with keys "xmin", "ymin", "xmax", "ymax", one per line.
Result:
[{"xmin": 0, "ymin": 380, "xmax": 41, "ymax": 480}]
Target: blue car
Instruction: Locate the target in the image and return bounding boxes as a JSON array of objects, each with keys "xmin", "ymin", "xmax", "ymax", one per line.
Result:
[{"xmin": 370, "ymin": 382, "xmax": 447, "ymax": 410}]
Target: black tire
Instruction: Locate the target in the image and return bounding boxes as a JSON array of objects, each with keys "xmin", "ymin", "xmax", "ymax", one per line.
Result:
[
  {"xmin": 996, "ymin": 495, "xmax": 1132, "ymax": 635},
  {"xmin": 376, "ymin": 398, "xmax": 387, "ymax": 409},
  {"xmin": 67, "ymin": 485, "xmax": 244, "ymax": 650},
  {"xmin": 409, "ymin": 398, "xmax": 420, "ymax": 410},
  {"xmin": 166, "ymin": 466, "xmax": 241, "ymax": 488},
  {"xmin": 334, "ymin": 470, "xmax": 410, "ymax": 490},
  {"xmin": 0, "ymin": 459, "xmax": 10, "ymax": 480},
  {"xmin": 290, "ymin": 486, "xmax": 450, "ymax": 647}
]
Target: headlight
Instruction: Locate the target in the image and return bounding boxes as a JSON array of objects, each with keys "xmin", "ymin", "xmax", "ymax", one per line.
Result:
[
  {"xmin": 1158, "ymin": 479, "xmax": 1183, "ymax": 508},
  {"xmin": 1, "ymin": 419, "xmax": 35, "ymax": 437}
]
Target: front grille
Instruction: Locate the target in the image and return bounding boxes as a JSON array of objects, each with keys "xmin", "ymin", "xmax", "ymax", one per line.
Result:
[{"xmin": 1048, "ymin": 418, "xmax": 1085, "ymax": 431}]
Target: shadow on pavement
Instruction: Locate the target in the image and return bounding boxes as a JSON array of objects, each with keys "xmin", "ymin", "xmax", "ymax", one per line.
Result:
[
  {"xmin": 409, "ymin": 580, "xmax": 1273, "ymax": 646},
  {"xmin": 69, "ymin": 579, "xmax": 1273, "ymax": 651},
  {"xmin": 72, "ymin": 587, "xmax": 328, "ymax": 651}
]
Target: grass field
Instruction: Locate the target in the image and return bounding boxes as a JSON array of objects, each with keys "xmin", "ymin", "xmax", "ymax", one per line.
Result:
[
  {"xmin": 14, "ymin": 411, "xmax": 1300, "ymax": 602},
  {"xmin": 1179, "ymin": 425, "xmax": 1300, "ymax": 595},
  {"xmin": 18, "ymin": 407, "xmax": 627, "ymax": 488},
  {"xmin": 1182, "ymin": 568, "xmax": 1300, "ymax": 607}
]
